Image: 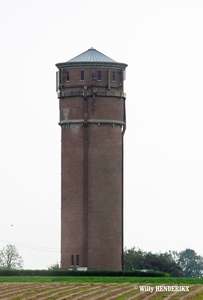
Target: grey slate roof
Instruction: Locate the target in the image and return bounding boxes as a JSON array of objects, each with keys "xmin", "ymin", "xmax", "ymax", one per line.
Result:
[
  {"xmin": 68, "ymin": 47, "xmax": 116, "ymax": 63},
  {"xmin": 56, "ymin": 48, "xmax": 127, "ymax": 69}
]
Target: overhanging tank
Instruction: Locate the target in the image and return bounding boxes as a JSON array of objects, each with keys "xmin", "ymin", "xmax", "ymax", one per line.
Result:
[{"xmin": 56, "ymin": 48, "xmax": 127, "ymax": 270}]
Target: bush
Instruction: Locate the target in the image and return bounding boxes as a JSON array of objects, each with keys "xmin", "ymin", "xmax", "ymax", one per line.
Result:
[{"xmin": 0, "ymin": 269, "xmax": 168, "ymax": 277}]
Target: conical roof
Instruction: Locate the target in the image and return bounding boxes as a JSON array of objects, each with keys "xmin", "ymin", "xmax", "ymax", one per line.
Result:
[
  {"xmin": 68, "ymin": 47, "xmax": 116, "ymax": 63},
  {"xmin": 56, "ymin": 48, "xmax": 127, "ymax": 69}
]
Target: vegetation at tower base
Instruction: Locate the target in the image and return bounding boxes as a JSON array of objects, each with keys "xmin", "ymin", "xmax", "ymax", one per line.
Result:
[
  {"xmin": 178, "ymin": 248, "xmax": 203, "ymax": 278},
  {"xmin": 123, "ymin": 247, "xmax": 182, "ymax": 277},
  {"xmin": 1, "ymin": 246, "xmax": 202, "ymax": 278},
  {"xmin": 123, "ymin": 247, "xmax": 203, "ymax": 278},
  {"xmin": 0, "ymin": 269, "xmax": 168, "ymax": 277},
  {"xmin": 48, "ymin": 262, "xmax": 60, "ymax": 270}
]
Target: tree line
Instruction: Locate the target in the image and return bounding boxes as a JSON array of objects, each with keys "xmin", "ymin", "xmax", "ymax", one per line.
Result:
[
  {"xmin": 123, "ymin": 247, "xmax": 203, "ymax": 277},
  {"xmin": 1, "ymin": 244, "xmax": 203, "ymax": 278}
]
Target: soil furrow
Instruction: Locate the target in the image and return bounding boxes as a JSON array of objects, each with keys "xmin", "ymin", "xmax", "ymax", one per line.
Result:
[
  {"xmin": 102, "ymin": 284, "xmax": 136, "ymax": 300},
  {"xmin": 0, "ymin": 283, "xmax": 42, "ymax": 299},
  {"xmin": 0, "ymin": 283, "xmax": 67, "ymax": 300},
  {"xmin": 22, "ymin": 285, "xmax": 75, "ymax": 300},
  {"xmin": 0, "ymin": 283, "xmax": 35, "ymax": 294},
  {"xmin": 43, "ymin": 283, "xmax": 93, "ymax": 300},
  {"xmin": 127, "ymin": 290, "xmax": 152, "ymax": 300},
  {"xmin": 80, "ymin": 283, "xmax": 119, "ymax": 300},
  {"xmin": 1, "ymin": 282, "xmax": 203, "ymax": 299},
  {"xmin": 162, "ymin": 284, "xmax": 195, "ymax": 300},
  {"xmin": 58, "ymin": 283, "xmax": 118, "ymax": 300},
  {"xmin": 84, "ymin": 283, "xmax": 131, "ymax": 300},
  {"xmin": 63, "ymin": 284, "xmax": 102, "ymax": 300},
  {"xmin": 178, "ymin": 285, "xmax": 203, "ymax": 299}
]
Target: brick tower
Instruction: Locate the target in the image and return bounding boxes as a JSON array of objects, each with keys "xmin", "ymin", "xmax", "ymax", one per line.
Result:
[{"xmin": 56, "ymin": 48, "xmax": 127, "ymax": 270}]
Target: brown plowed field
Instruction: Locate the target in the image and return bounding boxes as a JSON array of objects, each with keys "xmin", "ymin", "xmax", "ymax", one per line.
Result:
[{"xmin": 1, "ymin": 282, "xmax": 203, "ymax": 299}]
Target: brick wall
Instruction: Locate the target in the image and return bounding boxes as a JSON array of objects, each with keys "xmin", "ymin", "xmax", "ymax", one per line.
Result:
[{"xmin": 59, "ymin": 65, "xmax": 126, "ymax": 270}]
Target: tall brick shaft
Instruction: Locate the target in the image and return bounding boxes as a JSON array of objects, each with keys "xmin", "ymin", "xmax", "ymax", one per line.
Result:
[{"xmin": 56, "ymin": 48, "xmax": 127, "ymax": 270}]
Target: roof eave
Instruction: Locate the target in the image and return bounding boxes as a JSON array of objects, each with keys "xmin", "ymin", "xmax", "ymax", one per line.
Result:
[{"xmin": 55, "ymin": 61, "xmax": 128, "ymax": 69}]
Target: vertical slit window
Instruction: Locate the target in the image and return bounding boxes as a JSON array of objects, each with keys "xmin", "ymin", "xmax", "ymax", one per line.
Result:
[
  {"xmin": 76, "ymin": 254, "xmax": 79, "ymax": 266},
  {"xmin": 56, "ymin": 71, "xmax": 59, "ymax": 92},
  {"xmin": 112, "ymin": 71, "xmax": 115, "ymax": 82},
  {"xmin": 81, "ymin": 71, "xmax": 84, "ymax": 81},
  {"xmin": 66, "ymin": 71, "xmax": 69, "ymax": 82},
  {"xmin": 98, "ymin": 70, "xmax": 101, "ymax": 81},
  {"xmin": 71, "ymin": 255, "xmax": 74, "ymax": 266}
]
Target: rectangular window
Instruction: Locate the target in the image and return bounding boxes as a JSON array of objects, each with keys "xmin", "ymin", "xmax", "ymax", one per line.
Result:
[
  {"xmin": 123, "ymin": 69, "xmax": 126, "ymax": 80},
  {"xmin": 112, "ymin": 71, "xmax": 115, "ymax": 82},
  {"xmin": 66, "ymin": 71, "xmax": 69, "ymax": 82},
  {"xmin": 71, "ymin": 255, "xmax": 74, "ymax": 266},
  {"xmin": 76, "ymin": 254, "xmax": 79, "ymax": 266},
  {"xmin": 98, "ymin": 70, "xmax": 101, "ymax": 81},
  {"xmin": 81, "ymin": 71, "xmax": 84, "ymax": 81}
]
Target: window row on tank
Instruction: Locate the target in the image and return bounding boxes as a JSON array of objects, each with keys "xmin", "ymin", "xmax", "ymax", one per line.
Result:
[
  {"xmin": 56, "ymin": 68, "xmax": 125, "ymax": 91},
  {"xmin": 64, "ymin": 70, "xmax": 115, "ymax": 82}
]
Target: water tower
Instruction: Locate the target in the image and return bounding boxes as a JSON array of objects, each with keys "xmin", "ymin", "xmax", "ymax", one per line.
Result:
[{"xmin": 56, "ymin": 48, "xmax": 127, "ymax": 270}]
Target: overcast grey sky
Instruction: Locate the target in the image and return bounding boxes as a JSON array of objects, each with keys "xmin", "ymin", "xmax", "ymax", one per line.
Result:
[{"xmin": 0, "ymin": 0, "xmax": 203, "ymax": 269}]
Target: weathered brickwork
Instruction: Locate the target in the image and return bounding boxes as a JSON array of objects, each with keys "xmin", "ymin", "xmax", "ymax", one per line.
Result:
[{"xmin": 56, "ymin": 49, "xmax": 127, "ymax": 270}]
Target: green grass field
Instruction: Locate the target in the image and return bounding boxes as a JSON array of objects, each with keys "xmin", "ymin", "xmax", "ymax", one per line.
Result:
[{"xmin": 1, "ymin": 276, "xmax": 203, "ymax": 284}]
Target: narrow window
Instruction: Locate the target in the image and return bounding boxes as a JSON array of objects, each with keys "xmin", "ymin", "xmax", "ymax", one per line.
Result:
[
  {"xmin": 81, "ymin": 70, "xmax": 84, "ymax": 81},
  {"xmin": 98, "ymin": 70, "xmax": 101, "ymax": 81},
  {"xmin": 71, "ymin": 255, "xmax": 74, "ymax": 266},
  {"xmin": 56, "ymin": 71, "xmax": 59, "ymax": 92},
  {"xmin": 76, "ymin": 254, "xmax": 79, "ymax": 266},
  {"xmin": 66, "ymin": 71, "xmax": 69, "ymax": 82},
  {"xmin": 112, "ymin": 71, "xmax": 115, "ymax": 82},
  {"xmin": 123, "ymin": 69, "xmax": 126, "ymax": 80}
]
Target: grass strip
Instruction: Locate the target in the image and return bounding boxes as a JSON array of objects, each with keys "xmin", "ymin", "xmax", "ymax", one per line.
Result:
[{"xmin": 1, "ymin": 276, "xmax": 203, "ymax": 284}]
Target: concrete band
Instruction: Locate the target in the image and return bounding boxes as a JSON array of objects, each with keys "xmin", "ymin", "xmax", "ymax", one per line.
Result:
[
  {"xmin": 59, "ymin": 119, "xmax": 125, "ymax": 126},
  {"xmin": 57, "ymin": 90, "xmax": 126, "ymax": 99}
]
